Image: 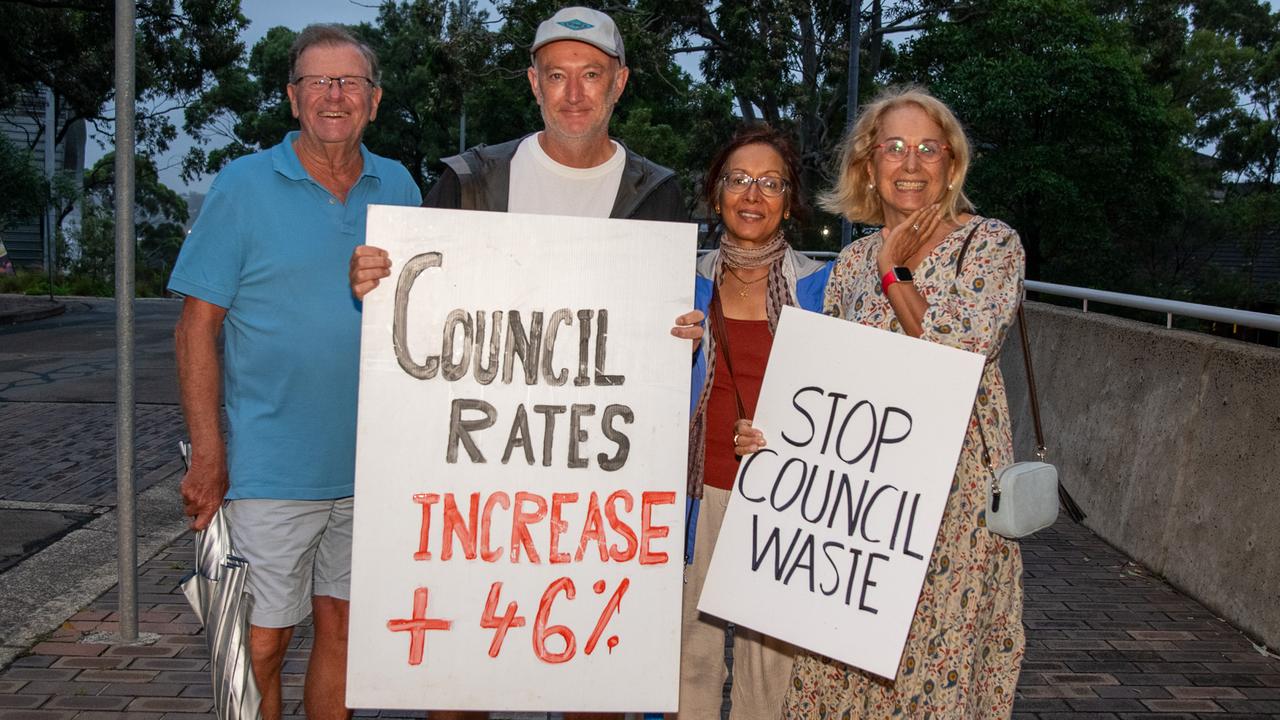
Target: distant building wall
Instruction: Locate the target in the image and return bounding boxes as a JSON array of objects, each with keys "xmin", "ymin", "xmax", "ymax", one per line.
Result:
[
  {"xmin": 1000, "ymin": 302, "xmax": 1280, "ymax": 649},
  {"xmin": 0, "ymin": 89, "xmax": 86, "ymax": 268}
]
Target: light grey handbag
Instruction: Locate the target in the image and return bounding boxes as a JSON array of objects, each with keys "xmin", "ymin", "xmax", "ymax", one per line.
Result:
[
  {"xmin": 956, "ymin": 228, "xmax": 1085, "ymax": 539},
  {"xmin": 974, "ymin": 304, "xmax": 1085, "ymax": 538},
  {"xmin": 983, "ymin": 450, "xmax": 1060, "ymax": 538}
]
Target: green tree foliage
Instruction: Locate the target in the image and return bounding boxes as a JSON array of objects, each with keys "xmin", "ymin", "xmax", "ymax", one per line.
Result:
[
  {"xmin": 1204, "ymin": 190, "xmax": 1280, "ymax": 307},
  {"xmin": 182, "ymin": 24, "xmax": 298, "ymax": 180},
  {"xmin": 183, "ymin": 1, "xmax": 497, "ymax": 185},
  {"xmin": 625, "ymin": 0, "xmax": 958, "ymax": 247},
  {"xmin": 171, "ymin": 0, "xmax": 1278, "ymax": 308},
  {"xmin": 72, "ymin": 153, "xmax": 189, "ymax": 296},
  {"xmin": 891, "ymin": 0, "xmax": 1188, "ymax": 288},
  {"xmin": 1189, "ymin": 2, "xmax": 1280, "ymax": 187},
  {"xmin": 359, "ymin": 0, "xmax": 509, "ymax": 189},
  {"xmin": 0, "ymin": 0, "xmax": 244, "ymax": 284},
  {"xmin": 0, "ymin": 0, "xmax": 247, "ymax": 155},
  {"xmin": 183, "ymin": 0, "xmax": 736, "ymax": 211},
  {"xmin": 0, "ymin": 136, "xmax": 47, "ymax": 233},
  {"xmin": 883, "ymin": 0, "xmax": 1280, "ymax": 306}
]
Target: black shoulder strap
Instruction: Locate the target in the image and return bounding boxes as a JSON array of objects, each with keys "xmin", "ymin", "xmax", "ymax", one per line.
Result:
[
  {"xmin": 962, "ymin": 218, "xmax": 1086, "ymax": 523},
  {"xmin": 955, "ymin": 220, "xmax": 982, "ymax": 273}
]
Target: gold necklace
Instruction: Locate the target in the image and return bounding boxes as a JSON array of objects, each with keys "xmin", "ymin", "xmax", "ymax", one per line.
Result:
[{"xmin": 725, "ymin": 265, "xmax": 767, "ymax": 297}]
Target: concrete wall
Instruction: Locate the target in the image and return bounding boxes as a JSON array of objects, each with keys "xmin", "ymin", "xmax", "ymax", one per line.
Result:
[{"xmin": 998, "ymin": 302, "xmax": 1280, "ymax": 648}]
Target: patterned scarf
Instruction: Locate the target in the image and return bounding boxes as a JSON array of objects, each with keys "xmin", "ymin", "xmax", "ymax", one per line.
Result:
[{"xmin": 687, "ymin": 231, "xmax": 800, "ymax": 499}]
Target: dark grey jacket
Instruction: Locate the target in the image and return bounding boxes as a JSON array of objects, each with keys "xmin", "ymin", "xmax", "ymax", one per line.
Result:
[{"xmin": 423, "ymin": 135, "xmax": 686, "ymax": 222}]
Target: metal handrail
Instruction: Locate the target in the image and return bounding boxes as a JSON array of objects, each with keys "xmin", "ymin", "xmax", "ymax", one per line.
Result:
[
  {"xmin": 1024, "ymin": 280, "xmax": 1280, "ymax": 332},
  {"xmin": 701, "ymin": 247, "xmax": 1280, "ymax": 332}
]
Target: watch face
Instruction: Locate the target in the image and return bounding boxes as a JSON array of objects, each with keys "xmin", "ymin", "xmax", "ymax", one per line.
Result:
[{"xmin": 893, "ymin": 266, "xmax": 914, "ymax": 282}]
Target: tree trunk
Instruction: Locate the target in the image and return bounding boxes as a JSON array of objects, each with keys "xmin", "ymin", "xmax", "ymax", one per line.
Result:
[{"xmin": 868, "ymin": 0, "xmax": 883, "ymax": 78}]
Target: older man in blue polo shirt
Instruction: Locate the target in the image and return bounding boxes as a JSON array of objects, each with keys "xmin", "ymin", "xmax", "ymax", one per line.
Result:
[{"xmin": 168, "ymin": 24, "xmax": 420, "ymax": 720}]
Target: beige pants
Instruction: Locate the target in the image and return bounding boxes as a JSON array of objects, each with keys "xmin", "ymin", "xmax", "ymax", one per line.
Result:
[{"xmin": 677, "ymin": 486, "xmax": 796, "ymax": 720}]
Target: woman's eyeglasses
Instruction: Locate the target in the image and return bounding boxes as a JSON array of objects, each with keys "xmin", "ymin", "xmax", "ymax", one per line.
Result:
[
  {"xmin": 873, "ymin": 138, "xmax": 950, "ymax": 164},
  {"xmin": 721, "ymin": 172, "xmax": 789, "ymax": 198}
]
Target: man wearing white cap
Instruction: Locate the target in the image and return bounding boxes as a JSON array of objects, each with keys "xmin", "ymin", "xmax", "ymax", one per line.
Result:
[
  {"xmin": 350, "ymin": 5, "xmax": 694, "ymax": 299},
  {"xmin": 350, "ymin": 6, "xmax": 683, "ymax": 305},
  {"xmin": 423, "ymin": 5, "xmax": 684, "ymax": 219}
]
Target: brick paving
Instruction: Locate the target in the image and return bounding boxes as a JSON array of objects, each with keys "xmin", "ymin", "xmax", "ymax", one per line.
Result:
[
  {"xmin": 0, "ymin": 402, "xmax": 185, "ymax": 506},
  {"xmin": 3, "ymin": 297, "xmax": 1277, "ymax": 717},
  {"xmin": 1014, "ymin": 519, "xmax": 1280, "ymax": 719},
  {"xmin": 0, "ymin": 516, "xmax": 1276, "ymax": 718}
]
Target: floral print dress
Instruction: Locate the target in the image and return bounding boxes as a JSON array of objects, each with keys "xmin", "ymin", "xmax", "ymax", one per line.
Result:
[{"xmin": 782, "ymin": 216, "xmax": 1027, "ymax": 719}]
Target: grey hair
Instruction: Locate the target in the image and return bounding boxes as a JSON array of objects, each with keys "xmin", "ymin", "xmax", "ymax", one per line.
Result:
[{"xmin": 288, "ymin": 24, "xmax": 381, "ymax": 85}]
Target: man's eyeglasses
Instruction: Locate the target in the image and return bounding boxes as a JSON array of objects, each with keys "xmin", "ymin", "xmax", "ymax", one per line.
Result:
[
  {"xmin": 874, "ymin": 138, "xmax": 950, "ymax": 164},
  {"xmin": 293, "ymin": 75, "xmax": 377, "ymax": 95},
  {"xmin": 721, "ymin": 171, "xmax": 789, "ymax": 198}
]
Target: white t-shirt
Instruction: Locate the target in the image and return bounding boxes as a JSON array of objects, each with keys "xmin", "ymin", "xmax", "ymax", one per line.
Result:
[{"xmin": 507, "ymin": 134, "xmax": 626, "ymax": 217}]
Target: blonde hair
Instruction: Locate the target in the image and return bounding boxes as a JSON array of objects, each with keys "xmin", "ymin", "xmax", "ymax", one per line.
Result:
[{"xmin": 819, "ymin": 85, "xmax": 974, "ymax": 225}]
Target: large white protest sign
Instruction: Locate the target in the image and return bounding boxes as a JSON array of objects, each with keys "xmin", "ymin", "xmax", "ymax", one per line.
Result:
[
  {"xmin": 347, "ymin": 206, "xmax": 694, "ymax": 712},
  {"xmin": 698, "ymin": 306, "xmax": 984, "ymax": 679}
]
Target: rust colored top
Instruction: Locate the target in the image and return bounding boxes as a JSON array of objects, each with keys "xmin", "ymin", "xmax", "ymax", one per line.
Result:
[{"xmin": 703, "ymin": 317, "xmax": 773, "ymax": 491}]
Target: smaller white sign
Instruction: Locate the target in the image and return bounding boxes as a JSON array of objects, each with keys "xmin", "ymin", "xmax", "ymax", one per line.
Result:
[{"xmin": 698, "ymin": 306, "xmax": 984, "ymax": 679}]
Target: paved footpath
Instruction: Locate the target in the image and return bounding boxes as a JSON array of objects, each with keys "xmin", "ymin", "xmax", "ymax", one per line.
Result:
[
  {"xmin": 0, "ymin": 402, "xmax": 185, "ymax": 506},
  {"xmin": 0, "ymin": 516, "xmax": 1277, "ymax": 719},
  {"xmin": 2, "ymin": 296, "xmax": 1278, "ymax": 717}
]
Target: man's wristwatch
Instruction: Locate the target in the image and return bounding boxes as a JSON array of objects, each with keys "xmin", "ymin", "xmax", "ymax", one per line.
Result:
[{"xmin": 881, "ymin": 266, "xmax": 913, "ymax": 295}]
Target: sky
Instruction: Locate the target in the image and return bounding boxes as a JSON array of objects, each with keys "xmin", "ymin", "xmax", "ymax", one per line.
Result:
[{"xmin": 85, "ymin": 0, "xmax": 387, "ymax": 194}]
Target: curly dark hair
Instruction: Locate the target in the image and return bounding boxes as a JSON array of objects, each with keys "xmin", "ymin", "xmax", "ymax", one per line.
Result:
[{"xmin": 702, "ymin": 124, "xmax": 809, "ymax": 224}]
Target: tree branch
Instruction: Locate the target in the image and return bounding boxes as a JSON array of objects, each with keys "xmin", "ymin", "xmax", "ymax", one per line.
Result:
[
  {"xmin": 0, "ymin": 0, "xmax": 108, "ymax": 12},
  {"xmin": 865, "ymin": 23, "xmax": 928, "ymax": 39}
]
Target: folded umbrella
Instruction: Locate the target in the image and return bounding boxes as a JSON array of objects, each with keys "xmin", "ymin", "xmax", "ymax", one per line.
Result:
[{"xmin": 179, "ymin": 442, "xmax": 262, "ymax": 720}]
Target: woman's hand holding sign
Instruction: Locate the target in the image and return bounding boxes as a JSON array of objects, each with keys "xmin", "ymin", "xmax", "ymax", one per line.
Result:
[
  {"xmin": 732, "ymin": 418, "xmax": 767, "ymax": 456},
  {"xmin": 671, "ymin": 309, "xmax": 705, "ymax": 349}
]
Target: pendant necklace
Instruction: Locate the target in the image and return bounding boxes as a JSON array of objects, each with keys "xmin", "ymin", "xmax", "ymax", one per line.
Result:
[{"xmin": 725, "ymin": 265, "xmax": 767, "ymax": 298}]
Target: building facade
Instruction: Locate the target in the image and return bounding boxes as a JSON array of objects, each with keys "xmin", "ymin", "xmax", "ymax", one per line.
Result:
[{"xmin": 0, "ymin": 88, "xmax": 86, "ymax": 268}]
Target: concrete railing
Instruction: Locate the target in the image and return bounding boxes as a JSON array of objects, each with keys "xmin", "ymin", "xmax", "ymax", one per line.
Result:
[{"xmin": 1000, "ymin": 302, "xmax": 1280, "ymax": 649}]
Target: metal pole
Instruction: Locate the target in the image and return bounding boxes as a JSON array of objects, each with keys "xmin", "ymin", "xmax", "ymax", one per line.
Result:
[
  {"xmin": 842, "ymin": 0, "xmax": 862, "ymax": 247},
  {"xmin": 458, "ymin": 0, "xmax": 471, "ymax": 153},
  {"xmin": 44, "ymin": 87, "xmax": 56, "ymax": 300},
  {"xmin": 114, "ymin": 0, "xmax": 138, "ymax": 642},
  {"xmin": 459, "ymin": 109, "xmax": 467, "ymax": 154}
]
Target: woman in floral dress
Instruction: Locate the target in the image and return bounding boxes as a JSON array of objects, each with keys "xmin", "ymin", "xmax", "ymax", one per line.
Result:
[{"xmin": 773, "ymin": 86, "xmax": 1026, "ymax": 718}]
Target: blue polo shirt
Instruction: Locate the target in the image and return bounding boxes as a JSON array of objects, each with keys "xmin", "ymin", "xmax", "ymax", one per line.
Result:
[{"xmin": 169, "ymin": 132, "xmax": 422, "ymax": 500}]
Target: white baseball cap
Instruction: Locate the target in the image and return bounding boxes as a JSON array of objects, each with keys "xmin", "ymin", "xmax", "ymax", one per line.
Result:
[{"xmin": 531, "ymin": 6, "xmax": 626, "ymax": 66}]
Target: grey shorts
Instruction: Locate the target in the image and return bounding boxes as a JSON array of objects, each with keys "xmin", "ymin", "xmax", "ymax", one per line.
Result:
[{"xmin": 223, "ymin": 496, "xmax": 354, "ymax": 628}]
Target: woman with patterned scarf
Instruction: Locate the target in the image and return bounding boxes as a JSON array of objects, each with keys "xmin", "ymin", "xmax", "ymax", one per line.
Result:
[{"xmin": 676, "ymin": 125, "xmax": 832, "ymax": 720}]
